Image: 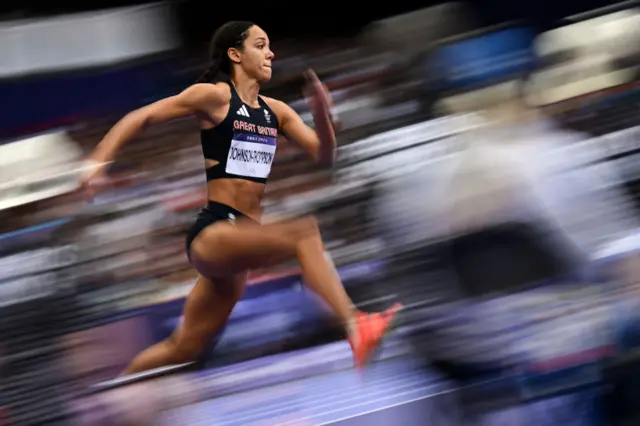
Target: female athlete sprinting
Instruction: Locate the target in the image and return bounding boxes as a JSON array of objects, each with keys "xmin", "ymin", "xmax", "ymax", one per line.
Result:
[{"xmin": 82, "ymin": 21, "xmax": 400, "ymax": 375}]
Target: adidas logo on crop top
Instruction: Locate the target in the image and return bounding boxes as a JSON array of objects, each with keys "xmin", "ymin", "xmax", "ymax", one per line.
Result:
[{"xmin": 201, "ymin": 81, "xmax": 280, "ymax": 184}]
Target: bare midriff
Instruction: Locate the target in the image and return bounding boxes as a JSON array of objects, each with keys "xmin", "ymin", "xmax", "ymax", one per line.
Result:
[{"xmin": 206, "ymin": 178, "xmax": 265, "ymax": 221}]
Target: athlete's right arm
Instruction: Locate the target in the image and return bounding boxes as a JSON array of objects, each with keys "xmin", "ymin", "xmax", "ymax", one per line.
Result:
[{"xmin": 90, "ymin": 84, "xmax": 224, "ymax": 164}]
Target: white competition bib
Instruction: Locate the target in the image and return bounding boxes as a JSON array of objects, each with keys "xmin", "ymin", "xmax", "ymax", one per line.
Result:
[{"xmin": 226, "ymin": 133, "xmax": 277, "ymax": 179}]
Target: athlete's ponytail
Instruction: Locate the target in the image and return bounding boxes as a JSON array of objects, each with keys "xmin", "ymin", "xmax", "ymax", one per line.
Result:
[
  {"xmin": 196, "ymin": 59, "xmax": 222, "ymax": 84},
  {"xmin": 197, "ymin": 21, "xmax": 255, "ymax": 84}
]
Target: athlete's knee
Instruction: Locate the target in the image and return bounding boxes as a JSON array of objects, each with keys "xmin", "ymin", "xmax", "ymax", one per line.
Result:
[
  {"xmin": 300, "ymin": 216, "xmax": 320, "ymax": 233},
  {"xmin": 287, "ymin": 216, "xmax": 320, "ymax": 241}
]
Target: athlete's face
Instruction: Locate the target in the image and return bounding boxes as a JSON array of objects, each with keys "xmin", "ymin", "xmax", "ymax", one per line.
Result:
[{"xmin": 233, "ymin": 26, "xmax": 274, "ymax": 83}]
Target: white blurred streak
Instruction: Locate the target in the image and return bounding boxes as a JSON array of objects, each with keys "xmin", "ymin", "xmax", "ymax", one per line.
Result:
[
  {"xmin": 532, "ymin": 8, "xmax": 640, "ymax": 104},
  {"xmin": 340, "ymin": 114, "xmax": 483, "ymax": 163},
  {"xmin": 0, "ymin": 2, "xmax": 179, "ymax": 78},
  {"xmin": 0, "ymin": 131, "xmax": 84, "ymax": 210}
]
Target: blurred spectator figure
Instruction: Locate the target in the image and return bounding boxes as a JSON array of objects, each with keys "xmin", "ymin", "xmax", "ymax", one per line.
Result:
[
  {"xmin": 372, "ymin": 69, "xmax": 640, "ymax": 390},
  {"xmin": 377, "ymin": 75, "xmax": 639, "ymax": 283}
]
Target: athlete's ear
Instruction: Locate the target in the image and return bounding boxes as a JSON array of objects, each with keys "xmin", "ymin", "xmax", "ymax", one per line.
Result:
[{"xmin": 227, "ymin": 47, "xmax": 242, "ymax": 65}]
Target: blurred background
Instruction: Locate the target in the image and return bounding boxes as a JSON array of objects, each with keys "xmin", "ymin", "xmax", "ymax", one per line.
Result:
[{"xmin": 6, "ymin": 0, "xmax": 640, "ymax": 425}]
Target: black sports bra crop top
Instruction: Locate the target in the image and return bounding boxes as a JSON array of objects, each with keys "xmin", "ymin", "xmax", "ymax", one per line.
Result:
[{"xmin": 201, "ymin": 82, "xmax": 280, "ymax": 184}]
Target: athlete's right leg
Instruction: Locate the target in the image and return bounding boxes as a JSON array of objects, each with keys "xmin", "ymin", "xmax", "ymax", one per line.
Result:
[
  {"xmin": 120, "ymin": 273, "xmax": 244, "ymax": 376},
  {"xmin": 190, "ymin": 216, "xmax": 400, "ymax": 366}
]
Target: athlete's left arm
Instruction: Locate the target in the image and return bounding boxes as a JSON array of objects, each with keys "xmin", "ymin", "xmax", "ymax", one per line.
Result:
[{"xmin": 266, "ymin": 98, "xmax": 337, "ymax": 166}]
